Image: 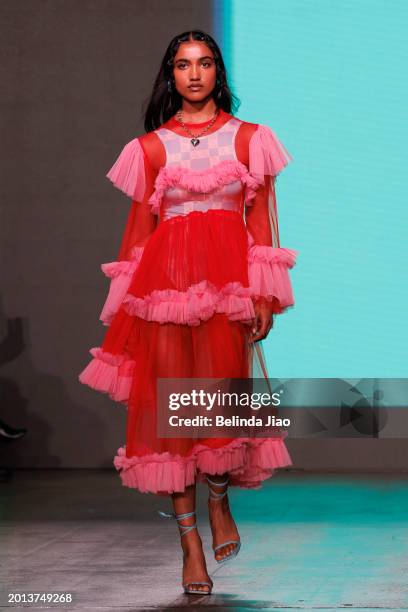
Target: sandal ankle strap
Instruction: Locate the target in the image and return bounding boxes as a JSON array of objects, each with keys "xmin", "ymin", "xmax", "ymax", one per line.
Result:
[
  {"xmin": 158, "ymin": 509, "xmax": 197, "ymax": 536},
  {"xmin": 206, "ymin": 476, "xmax": 229, "ymax": 487},
  {"xmin": 206, "ymin": 476, "xmax": 229, "ymax": 500}
]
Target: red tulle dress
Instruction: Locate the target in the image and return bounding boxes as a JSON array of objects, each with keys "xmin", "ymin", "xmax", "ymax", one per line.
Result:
[{"xmin": 78, "ymin": 108, "xmax": 298, "ymax": 495}]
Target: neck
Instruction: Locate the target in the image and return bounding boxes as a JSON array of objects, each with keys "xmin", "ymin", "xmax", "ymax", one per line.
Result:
[
  {"xmin": 175, "ymin": 105, "xmax": 222, "ymax": 125},
  {"xmin": 177, "ymin": 101, "xmax": 221, "ymax": 124},
  {"xmin": 175, "ymin": 108, "xmax": 228, "ymax": 127}
]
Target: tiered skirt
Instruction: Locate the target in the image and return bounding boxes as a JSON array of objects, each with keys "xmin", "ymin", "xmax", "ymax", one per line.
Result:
[{"xmin": 79, "ymin": 209, "xmax": 293, "ymax": 495}]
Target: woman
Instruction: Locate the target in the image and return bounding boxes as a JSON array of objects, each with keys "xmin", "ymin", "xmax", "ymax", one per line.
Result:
[{"xmin": 79, "ymin": 30, "xmax": 298, "ymax": 596}]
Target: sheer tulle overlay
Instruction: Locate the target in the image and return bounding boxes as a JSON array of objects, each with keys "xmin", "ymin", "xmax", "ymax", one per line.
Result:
[
  {"xmin": 123, "ymin": 209, "xmax": 254, "ymax": 326},
  {"xmin": 79, "ymin": 109, "xmax": 297, "ymax": 494}
]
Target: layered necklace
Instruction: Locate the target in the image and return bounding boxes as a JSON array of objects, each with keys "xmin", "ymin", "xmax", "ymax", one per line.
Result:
[{"xmin": 175, "ymin": 109, "xmax": 220, "ymax": 147}]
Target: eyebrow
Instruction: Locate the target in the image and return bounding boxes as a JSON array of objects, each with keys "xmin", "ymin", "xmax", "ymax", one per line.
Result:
[{"xmin": 174, "ymin": 56, "xmax": 214, "ymax": 62}]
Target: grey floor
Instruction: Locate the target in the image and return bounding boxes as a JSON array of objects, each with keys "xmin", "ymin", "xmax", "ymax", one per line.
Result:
[{"xmin": 0, "ymin": 469, "xmax": 407, "ymax": 611}]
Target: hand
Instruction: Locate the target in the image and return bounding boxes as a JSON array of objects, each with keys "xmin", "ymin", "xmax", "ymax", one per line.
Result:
[{"xmin": 250, "ymin": 299, "xmax": 274, "ymax": 344}]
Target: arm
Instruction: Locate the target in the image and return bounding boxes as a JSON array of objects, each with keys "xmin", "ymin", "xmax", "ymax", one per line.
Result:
[
  {"xmin": 243, "ymin": 124, "xmax": 298, "ymax": 340},
  {"xmin": 245, "ymin": 174, "xmax": 277, "ymax": 343},
  {"xmin": 99, "ymin": 136, "xmax": 160, "ymax": 326},
  {"xmin": 115, "ymin": 140, "xmax": 159, "ymax": 259}
]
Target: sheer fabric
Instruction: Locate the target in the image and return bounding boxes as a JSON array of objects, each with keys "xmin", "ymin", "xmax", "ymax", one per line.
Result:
[
  {"xmin": 101, "ymin": 112, "xmax": 297, "ymax": 325},
  {"xmin": 79, "ymin": 108, "xmax": 297, "ymax": 494}
]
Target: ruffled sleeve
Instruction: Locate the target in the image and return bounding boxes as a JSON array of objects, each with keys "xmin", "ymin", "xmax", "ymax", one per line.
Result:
[
  {"xmin": 245, "ymin": 124, "xmax": 298, "ymax": 315},
  {"xmin": 106, "ymin": 137, "xmax": 146, "ymax": 201},
  {"xmin": 99, "ymin": 245, "xmax": 145, "ymax": 326},
  {"xmin": 99, "ymin": 137, "xmax": 159, "ymax": 325},
  {"xmin": 247, "ymin": 230, "xmax": 298, "ymax": 315},
  {"xmin": 246, "ymin": 124, "xmax": 293, "ymax": 202}
]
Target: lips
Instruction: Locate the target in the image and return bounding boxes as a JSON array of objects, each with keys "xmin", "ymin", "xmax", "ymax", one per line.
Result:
[{"xmin": 188, "ymin": 85, "xmax": 203, "ymax": 89}]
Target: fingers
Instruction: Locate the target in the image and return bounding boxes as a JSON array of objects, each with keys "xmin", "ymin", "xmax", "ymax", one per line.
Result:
[
  {"xmin": 250, "ymin": 318, "xmax": 258, "ymax": 343},
  {"xmin": 250, "ymin": 312, "xmax": 273, "ymax": 344}
]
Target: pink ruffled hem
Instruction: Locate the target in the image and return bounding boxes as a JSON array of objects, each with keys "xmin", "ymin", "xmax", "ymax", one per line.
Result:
[
  {"xmin": 248, "ymin": 244, "xmax": 298, "ymax": 309},
  {"xmin": 148, "ymin": 159, "xmax": 260, "ymax": 215},
  {"xmin": 78, "ymin": 347, "xmax": 135, "ymax": 405},
  {"xmin": 113, "ymin": 435, "xmax": 293, "ymax": 494},
  {"xmin": 106, "ymin": 137, "xmax": 146, "ymax": 201},
  {"xmin": 122, "ymin": 280, "xmax": 257, "ymax": 327},
  {"xmin": 99, "ymin": 247, "xmax": 145, "ymax": 326}
]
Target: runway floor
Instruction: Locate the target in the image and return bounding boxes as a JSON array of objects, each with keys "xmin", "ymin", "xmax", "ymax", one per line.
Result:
[{"xmin": 0, "ymin": 469, "xmax": 407, "ymax": 611}]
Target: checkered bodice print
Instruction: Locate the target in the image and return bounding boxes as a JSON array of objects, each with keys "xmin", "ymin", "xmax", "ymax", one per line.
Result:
[{"xmin": 152, "ymin": 117, "xmax": 246, "ymax": 222}]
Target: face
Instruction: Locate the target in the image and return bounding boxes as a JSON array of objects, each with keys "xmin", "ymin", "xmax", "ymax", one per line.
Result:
[{"xmin": 172, "ymin": 41, "xmax": 217, "ymax": 102}]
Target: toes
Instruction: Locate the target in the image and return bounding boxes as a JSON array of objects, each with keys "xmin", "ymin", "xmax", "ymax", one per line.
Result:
[
  {"xmin": 215, "ymin": 542, "xmax": 237, "ymax": 560},
  {"xmin": 185, "ymin": 579, "xmax": 212, "ymax": 593},
  {"xmin": 190, "ymin": 583, "xmax": 210, "ymax": 593}
]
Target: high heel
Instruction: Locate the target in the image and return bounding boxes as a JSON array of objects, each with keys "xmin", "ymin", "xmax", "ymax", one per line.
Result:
[
  {"xmin": 206, "ymin": 476, "xmax": 241, "ymax": 564},
  {"xmin": 158, "ymin": 509, "xmax": 213, "ymax": 595}
]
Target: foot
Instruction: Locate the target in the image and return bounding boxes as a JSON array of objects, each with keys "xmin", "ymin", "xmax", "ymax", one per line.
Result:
[
  {"xmin": 181, "ymin": 532, "xmax": 213, "ymax": 594},
  {"xmin": 207, "ymin": 477, "xmax": 241, "ymax": 562}
]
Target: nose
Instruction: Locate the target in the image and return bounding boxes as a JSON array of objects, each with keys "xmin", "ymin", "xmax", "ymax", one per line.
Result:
[{"xmin": 189, "ymin": 65, "xmax": 201, "ymax": 80}]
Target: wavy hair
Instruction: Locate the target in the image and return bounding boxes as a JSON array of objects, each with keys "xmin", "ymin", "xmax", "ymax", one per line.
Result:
[{"xmin": 142, "ymin": 30, "xmax": 240, "ymax": 132}]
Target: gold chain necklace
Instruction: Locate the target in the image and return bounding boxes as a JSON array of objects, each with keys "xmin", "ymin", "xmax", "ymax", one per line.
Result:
[{"xmin": 175, "ymin": 109, "xmax": 220, "ymax": 147}]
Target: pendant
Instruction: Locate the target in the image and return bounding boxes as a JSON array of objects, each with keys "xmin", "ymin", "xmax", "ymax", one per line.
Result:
[{"xmin": 191, "ymin": 138, "xmax": 200, "ymax": 147}]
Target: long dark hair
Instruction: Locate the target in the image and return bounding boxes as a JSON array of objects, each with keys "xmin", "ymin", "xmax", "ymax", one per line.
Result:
[{"xmin": 142, "ymin": 30, "xmax": 240, "ymax": 133}]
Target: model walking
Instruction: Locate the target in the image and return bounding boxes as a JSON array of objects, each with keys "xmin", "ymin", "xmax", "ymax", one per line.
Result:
[{"xmin": 79, "ymin": 29, "xmax": 298, "ymax": 595}]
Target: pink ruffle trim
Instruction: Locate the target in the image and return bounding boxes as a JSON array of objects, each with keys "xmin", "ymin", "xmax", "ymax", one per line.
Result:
[
  {"xmin": 99, "ymin": 246, "xmax": 145, "ymax": 326},
  {"xmin": 106, "ymin": 137, "xmax": 146, "ymax": 201},
  {"xmin": 246, "ymin": 124, "xmax": 293, "ymax": 200},
  {"xmin": 78, "ymin": 347, "xmax": 136, "ymax": 405},
  {"xmin": 148, "ymin": 159, "xmax": 260, "ymax": 215},
  {"xmin": 248, "ymin": 244, "xmax": 298, "ymax": 309},
  {"xmin": 122, "ymin": 280, "xmax": 257, "ymax": 327},
  {"xmin": 113, "ymin": 435, "xmax": 293, "ymax": 494},
  {"xmin": 105, "ymin": 125, "xmax": 292, "ymax": 209}
]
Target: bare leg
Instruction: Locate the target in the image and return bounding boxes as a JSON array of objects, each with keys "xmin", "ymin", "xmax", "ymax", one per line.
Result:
[
  {"xmin": 153, "ymin": 325, "xmax": 211, "ymax": 592},
  {"xmin": 172, "ymin": 482, "xmax": 213, "ymax": 594},
  {"xmin": 206, "ymin": 472, "xmax": 241, "ymax": 562}
]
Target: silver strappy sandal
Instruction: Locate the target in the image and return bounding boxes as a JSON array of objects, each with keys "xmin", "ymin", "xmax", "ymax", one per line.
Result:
[
  {"xmin": 158, "ymin": 509, "xmax": 213, "ymax": 595},
  {"xmin": 206, "ymin": 476, "xmax": 241, "ymax": 563}
]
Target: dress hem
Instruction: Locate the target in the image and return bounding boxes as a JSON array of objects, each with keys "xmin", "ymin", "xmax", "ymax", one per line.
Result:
[{"xmin": 113, "ymin": 435, "xmax": 293, "ymax": 495}]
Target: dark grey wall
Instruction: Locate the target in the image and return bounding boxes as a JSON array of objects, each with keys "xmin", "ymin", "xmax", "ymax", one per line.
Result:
[
  {"xmin": 1, "ymin": 1, "xmax": 405, "ymax": 471},
  {"xmin": 0, "ymin": 0, "xmax": 216, "ymax": 468}
]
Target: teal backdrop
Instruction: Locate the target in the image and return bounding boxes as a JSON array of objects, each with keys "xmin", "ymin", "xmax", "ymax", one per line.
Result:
[{"xmin": 213, "ymin": 0, "xmax": 407, "ymax": 377}]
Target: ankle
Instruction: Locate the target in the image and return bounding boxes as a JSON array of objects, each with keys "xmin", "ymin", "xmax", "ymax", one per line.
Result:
[
  {"xmin": 208, "ymin": 495, "xmax": 230, "ymax": 513},
  {"xmin": 182, "ymin": 541, "xmax": 204, "ymax": 559},
  {"xmin": 180, "ymin": 527, "xmax": 201, "ymax": 544}
]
